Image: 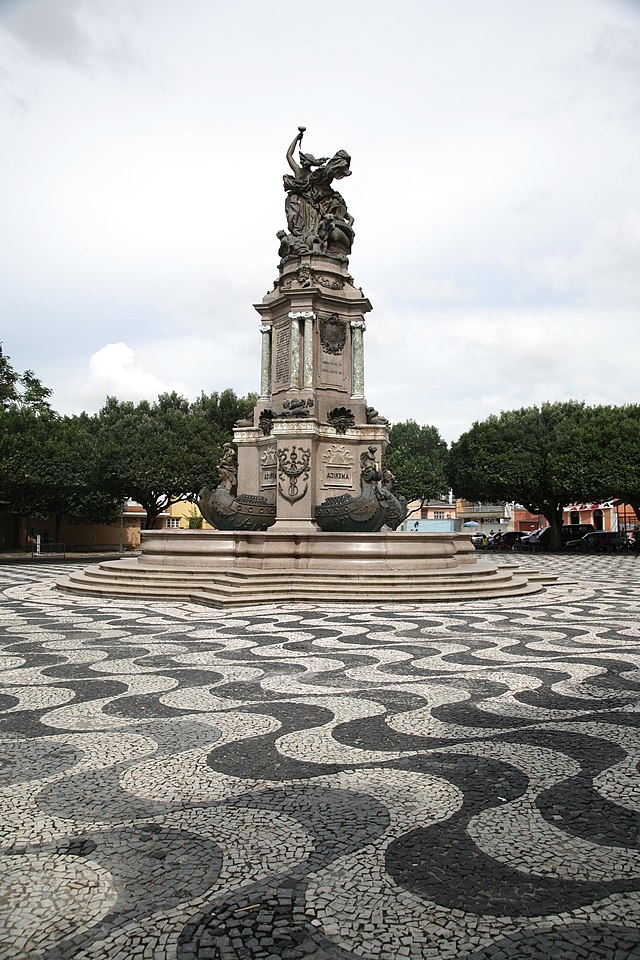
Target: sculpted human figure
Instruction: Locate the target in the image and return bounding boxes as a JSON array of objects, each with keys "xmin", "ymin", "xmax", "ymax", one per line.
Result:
[
  {"xmin": 218, "ymin": 442, "xmax": 238, "ymax": 495},
  {"xmin": 280, "ymin": 127, "xmax": 355, "ymax": 259},
  {"xmin": 360, "ymin": 446, "xmax": 382, "ymax": 485},
  {"xmin": 283, "ymin": 127, "xmax": 327, "ymax": 244},
  {"xmin": 382, "ymin": 466, "xmax": 396, "ymax": 491},
  {"xmin": 366, "ymin": 405, "xmax": 389, "ymax": 426},
  {"xmin": 320, "ymin": 214, "xmax": 353, "ymax": 260},
  {"xmin": 276, "ymin": 229, "xmax": 290, "ymax": 258}
]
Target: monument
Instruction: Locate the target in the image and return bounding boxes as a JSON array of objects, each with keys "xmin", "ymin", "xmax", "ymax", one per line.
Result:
[
  {"xmin": 197, "ymin": 126, "xmax": 408, "ymax": 536},
  {"xmin": 60, "ymin": 129, "xmax": 548, "ymax": 605}
]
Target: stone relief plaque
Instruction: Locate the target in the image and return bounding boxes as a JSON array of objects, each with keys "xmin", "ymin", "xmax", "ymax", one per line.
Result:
[
  {"xmin": 260, "ymin": 446, "xmax": 277, "ymax": 488},
  {"xmin": 274, "ymin": 324, "xmax": 290, "ymax": 389},
  {"xmin": 321, "ymin": 444, "xmax": 354, "ymax": 488},
  {"xmin": 319, "ymin": 314, "xmax": 346, "ymax": 354},
  {"xmin": 319, "ymin": 315, "xmax": 347, "ymax": 386}
]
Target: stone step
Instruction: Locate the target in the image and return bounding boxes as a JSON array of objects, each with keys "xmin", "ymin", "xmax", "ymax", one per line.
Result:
[
  {"xmin": 58, "ymin": 563, "xmax": 541, "ymax": 607},
  {"xmin": 64, "ymin": 560, "xmax": 526, "ymax": 590},
  {"xmin": 71, "ymin": 556, "xmax": 536, "ymax": 582}
]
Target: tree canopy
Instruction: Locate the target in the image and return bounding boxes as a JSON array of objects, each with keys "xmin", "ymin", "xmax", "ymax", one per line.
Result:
[
  {"xmin": 0, "ymin": 346, "xmax": 258, "ymax": 538},
  {"xmin": 0, "ymin": 409, "xmax": 120, "ymax": 539},
  {"xmin": 385, "ymin": 420, "xmax": 449, "ymax": 511},
  {"xmin": 5, "ymin": 345, "xmax": 639, "ymax": 550},
  {"xmin": 448, "ymin": 401, "xmax": 640, "ymax": 548},
  {"xmin": 584, "ymin": 404, "xmax": 640, "ymax": 523},
  {"xmin": 0, "ymin": 348, "xmax": 52, "ymax": 413},
  {"xmin": 96, "ymin": 389, "xmax": 256, "ymax": 528}
]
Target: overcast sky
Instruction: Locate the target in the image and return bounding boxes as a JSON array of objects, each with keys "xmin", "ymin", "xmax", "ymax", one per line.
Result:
[{"xmin": 1, "ymin": 0, "xmax": 639, "ymax": 442}]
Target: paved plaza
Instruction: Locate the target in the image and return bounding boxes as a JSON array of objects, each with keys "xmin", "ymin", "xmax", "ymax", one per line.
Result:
[{"xmin": 1, "ymin": 555, "xmax": 640, "ymax": 959}]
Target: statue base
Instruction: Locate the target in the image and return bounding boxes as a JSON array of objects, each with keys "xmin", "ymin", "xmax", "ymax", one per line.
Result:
[{"xmin": 58, "ymin": 530, "xmax": 552, "ymax": 607}]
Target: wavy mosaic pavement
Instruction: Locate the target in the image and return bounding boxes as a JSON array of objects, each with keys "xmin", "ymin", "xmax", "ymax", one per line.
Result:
[{"xmin": 1, "ymin": 554, "xmax": 640, "ymax": 959}]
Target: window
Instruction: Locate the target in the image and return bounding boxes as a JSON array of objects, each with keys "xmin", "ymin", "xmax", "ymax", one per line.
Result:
[
  {"xmin": 166, "ymin": 517, "xmax": 181, "ymax": 528},
  {"xmin": 434, "ymin": 511, "xmax": 445, "ymax": 520}
]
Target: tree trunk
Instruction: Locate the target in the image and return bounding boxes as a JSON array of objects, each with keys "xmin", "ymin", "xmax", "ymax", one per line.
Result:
[
  {"xmin": 544, "ymin": 504, "xmax": 565, "ymax": 550},
  {"xmin": 627, "ymin": 500, "xmax": 640, "ymax": 523}
]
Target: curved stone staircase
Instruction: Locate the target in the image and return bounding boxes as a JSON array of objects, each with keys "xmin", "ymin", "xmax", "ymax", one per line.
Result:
[{"xmin": 58, "ymin": 555, "xmax": 553, "ymax": 608}]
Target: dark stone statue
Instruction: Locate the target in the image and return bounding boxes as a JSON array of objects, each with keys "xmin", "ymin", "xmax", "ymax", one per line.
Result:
[
  {"xmin": 279, "ymin": 127, "xmax": 355, "ymax": 261},
  {"xmin": 315, "ymin": 446, "xmax": 408, "ymax": 532},
  {"xmin": 365, "ymin": 405, "xmax": 389, "ymax": 426},
  {"xmin": 218, "ymin": 442, "xmax": 238, "ymax": 495},
  {"xmin": 197, "ymin": 443, "xmax": 276, "ymax": 531}
]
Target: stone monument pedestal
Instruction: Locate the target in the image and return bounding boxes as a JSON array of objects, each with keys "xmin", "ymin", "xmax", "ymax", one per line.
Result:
[{"xmin": 59, "ymin": 528, "xmax": 550, "ymax": 606}]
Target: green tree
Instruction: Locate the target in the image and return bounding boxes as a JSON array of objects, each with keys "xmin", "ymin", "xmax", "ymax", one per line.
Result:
[
  {"xmin": 448, "ymin": 401, "xmax": 615, "ymax": 549},
  {"xmin": 0, "ymin": 351, "xmax": 261, "ymax": 540},
  {"xmin": 191, "ymin": 388, "xmax": 258, "ymax": 435},
  {"xmin": 0, "ymin": 409, "xmax": 120, "ymax": 540},
  {"xmin": 586, "ymin": 404, "xmax": 640, "ymax": 524},
  {"xmin": 0, "ymin": 347, "xmax": 52, "ymax": 413},
  {"xmin": 96, "ymin": 390, "xmax": 254, "ymax": 529},
  {"xmin": 385, "ymin": 420, "xmax": 449, "ymax": 513}
]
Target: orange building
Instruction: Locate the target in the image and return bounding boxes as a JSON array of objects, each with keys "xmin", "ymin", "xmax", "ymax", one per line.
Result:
[{"xmin": 511, "ymin": 500, "xmax": 638, "ymax": 534}]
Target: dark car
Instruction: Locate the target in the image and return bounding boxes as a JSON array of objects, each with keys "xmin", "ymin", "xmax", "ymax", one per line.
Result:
[
  {"xmin": 518, "ymin": 530, "xmax": 539, "ymax": 548},
  {"xmin": 565, "ymin": 530, "xmax": 629, "ymax": 552},
  {"xmin": 521, "ymin": 524, "xmax": 595, "ymax": 551},
  {"xmin": 489, "ymin": 531, "xmax": 528, "ymax": 550}
]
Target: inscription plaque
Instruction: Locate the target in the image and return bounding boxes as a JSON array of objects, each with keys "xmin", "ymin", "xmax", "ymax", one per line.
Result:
[
  {"xmin": 321, "ymin": 444, "xmax": 354, "ymax": 488},
  {"xmin": 322, "ymin": 464, "xmax": 353, "ymax": 487},
  {"xmin": 261, "ymin": 446, "xmax": 277, "ymax": 488},
  {"xmin": 320, "ymin": 353, "xmax": 345, "ymax": 387},
  {"xmin": 262, "ymin": 469, "xmax": 277, "ymax": 487},
  {"xmin": 274, "ymin": 325, "xmax": 290, "ymax": 389}
]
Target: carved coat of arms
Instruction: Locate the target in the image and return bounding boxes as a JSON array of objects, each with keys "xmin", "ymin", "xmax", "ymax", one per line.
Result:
[
  {"xmin": 319, "ymin": 314, "xmax": 346, "ymax": 355},
  {"xmin": 277, "ymin": 446, "xmax": 311, "ymax": 503}
]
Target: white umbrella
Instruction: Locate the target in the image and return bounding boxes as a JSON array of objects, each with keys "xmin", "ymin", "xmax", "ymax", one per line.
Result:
[{"xmin": 463, "ymin": 520, "xmax": 480, "ymax": 528}]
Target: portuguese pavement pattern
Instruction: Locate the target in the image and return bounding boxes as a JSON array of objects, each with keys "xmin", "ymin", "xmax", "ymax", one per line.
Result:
[{"xmin": 1, "ymin": 555, "xmax": 640, "ymax": 959}]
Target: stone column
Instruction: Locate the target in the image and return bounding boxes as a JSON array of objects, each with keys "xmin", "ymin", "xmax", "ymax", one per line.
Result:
[
  {"xmin": 290, "ymin": 315, "xmax": 301, "ymax": 388},
  {"xmin": 302, "ymin": 312, "xmax": 315, "ymax": 388},
  {"xmin": 288, "ymin": 311, "xmax": 314, "ymax": 390},
  {"xmin": 260, "ymin": 326, "xmax": 271, "ymax": 398},
  {"xmin": 351, "ymin": 320, "xmax": 366, "ymax": 397}
]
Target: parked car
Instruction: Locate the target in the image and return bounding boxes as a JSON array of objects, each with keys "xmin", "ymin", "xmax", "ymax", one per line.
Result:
[
  {"xmin": 520, "ymin": 529, "xmax": 544, "ymax": 550},
  {"xmin": 489, "ymin": 531, "xmax": 528, "ymax": 550},
  {"xmin": 518, "ymin": 530, "xmax": 540, "ymax": 548},
  {"xmin": 521, "ymin": 524, "xmax": 595, "ymax": 551},
  {"xmin": 565, "ymin": 530, "xmax": 629, "ymax": 552}
]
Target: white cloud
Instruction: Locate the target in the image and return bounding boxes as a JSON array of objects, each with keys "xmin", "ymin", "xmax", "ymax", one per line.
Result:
[
  {"xmin": 56, "ymin": 333, "xmax": 260, "ymax": 416},
  {"xmin": 0, "ymin": 0, "xmax": 140, "ymax": 70},
  {"xmin": 68, "ymin": 342, "xmax": 188, "ymax": 410}
]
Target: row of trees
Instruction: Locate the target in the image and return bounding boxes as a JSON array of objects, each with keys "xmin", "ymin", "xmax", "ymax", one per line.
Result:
[
  {"xmin": 388, "ymin": 404, "xmax": 640, "ymax": 549},
  {"xmin": 447, "ymin": 401, "xmax": 640, "ymax": 549},
  {"xmin": 0, "ymin": 351, "xmax": 256, "ymax": 539},
  {"xmin": 2, "ymin": 351, "xmax": 639, "ymax": 550}
]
